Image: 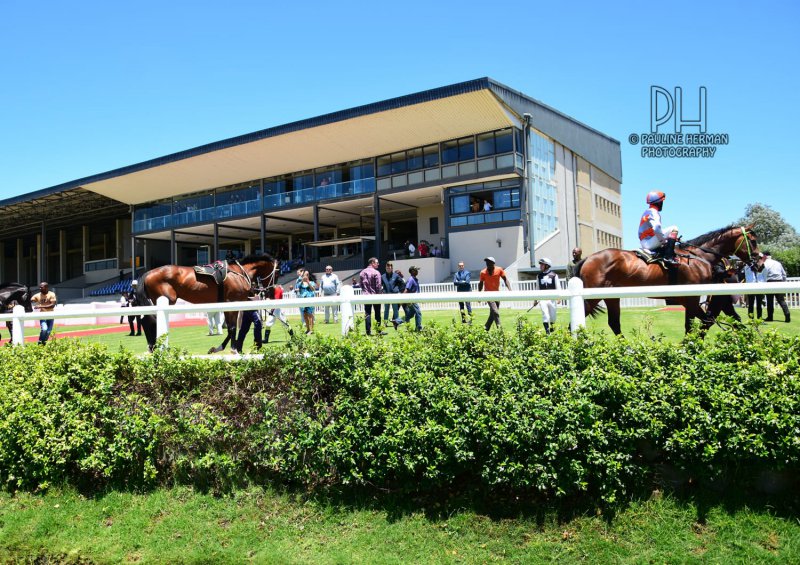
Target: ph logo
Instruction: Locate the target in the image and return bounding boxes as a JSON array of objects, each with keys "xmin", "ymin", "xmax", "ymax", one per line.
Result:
[{"xmin": 650, "ymin": 86, "xmax": 707, "ymax": 133}]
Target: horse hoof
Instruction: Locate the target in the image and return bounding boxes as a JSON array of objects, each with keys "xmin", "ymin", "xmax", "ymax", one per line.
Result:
[{"xmin": 207, "ymin": 347, "xmax": 217, "ymax": 354}]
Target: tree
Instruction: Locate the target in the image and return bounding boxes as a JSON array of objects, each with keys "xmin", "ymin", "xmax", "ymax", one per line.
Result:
[{"xmin": 738, "ymin": 203, "xmax": 800, "ymax": 250}]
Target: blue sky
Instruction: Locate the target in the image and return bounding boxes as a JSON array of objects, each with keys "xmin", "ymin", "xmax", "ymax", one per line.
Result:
[{"xmin": 1, "ymin": 1, "xmax": 797, "ymax": 246}]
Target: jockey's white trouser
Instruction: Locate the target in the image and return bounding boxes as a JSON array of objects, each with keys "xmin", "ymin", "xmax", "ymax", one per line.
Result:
[
  {"xmin": 640, "ymin": 226, "xmax": 678, "ymax": 251},
  {"xmin": 539, "ymin": 300, "xmax": 557, "ymax": 324}
]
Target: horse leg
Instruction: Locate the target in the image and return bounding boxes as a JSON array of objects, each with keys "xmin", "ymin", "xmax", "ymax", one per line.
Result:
[
  {"xmin": 208, "ymin": 312, "xmax": 237, "ymax": 354},
  {"xmin": 685, "ymin": 300, "xmax": 713, "ymax": 336},
  {"xmin": 605, "ymin": 298, "xmax": 622, "ymax": 335}
]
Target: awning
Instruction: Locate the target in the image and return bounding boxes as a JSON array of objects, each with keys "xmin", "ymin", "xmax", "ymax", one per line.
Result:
[{"xmin": 304, "ymin": 236, "xmax": 375, "ymax": 247}]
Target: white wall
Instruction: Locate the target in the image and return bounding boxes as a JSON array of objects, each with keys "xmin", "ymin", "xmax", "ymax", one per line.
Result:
[{"xmin": 448, "ymin": 225, "xmax": 524, "ymax": 272}]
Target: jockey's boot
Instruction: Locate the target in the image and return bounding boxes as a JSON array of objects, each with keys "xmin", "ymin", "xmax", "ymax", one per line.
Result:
[
  {"xmin": 663, "ymin": 238, "xmax": 678, "ymax": 265},
  {"xmin": 263, "ymin": 329, "xmax": 271, "ymax": 343}
]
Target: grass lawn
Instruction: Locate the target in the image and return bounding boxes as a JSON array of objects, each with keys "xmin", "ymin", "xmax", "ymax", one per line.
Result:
[
  {"xmin": 15, "ymin": 304, "xmax": 798, "ymax": 355},
  {"xmin": 1, "ymin": 487, "xmax": 798, "ymax": 563}
]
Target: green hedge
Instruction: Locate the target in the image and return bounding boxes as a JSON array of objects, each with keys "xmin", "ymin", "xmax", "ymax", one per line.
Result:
[{"xmin": 0, "ymin": 322, "xmax": 798, "ymax": 505}]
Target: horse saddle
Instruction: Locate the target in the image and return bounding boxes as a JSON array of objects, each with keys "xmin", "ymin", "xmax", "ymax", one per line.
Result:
[
  {"xmin": 634, "ymin": 249, "xmax": 679, "ymax": 284},
  {"xmin": 194, "ymin": 260, "xmax": 228, "ymax": 287}
]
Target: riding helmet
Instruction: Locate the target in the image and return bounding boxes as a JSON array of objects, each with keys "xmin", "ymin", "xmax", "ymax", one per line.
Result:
[
  {"xmin": 646, "ymin": 191, "xmax": 666, "ymax": 205},
  {"xmin": 538, "ymin": 257, "xmax": 552, "ymax": 268}
]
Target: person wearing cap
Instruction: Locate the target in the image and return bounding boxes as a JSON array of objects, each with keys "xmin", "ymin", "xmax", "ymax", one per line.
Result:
[
  {"xmin": 453, "ymin": 261, "xmax": 472, "ymax": 323},
  {"xmin": 478, "ymin": 256, "xmax": 511, "ymax": 331},
  {"xmin": 536, "ymin": 258, "xmax": 560, "ymax": 334},
  {"xmin": 392, "ymin": 265, "xmax": 422, "ymax": 331},
  {"xmin": 638, "ymin": 190, "xmax": 679, "ymax": 264},
  {"xmin": 125, "ymin": 280, "xmax": 142, "ymax": 336},
  {"xmin": 761, "ymin": 252, "xmax": 791, "ymax": 322},
  {"xmin": 31, "ymin": 281, "xmax": 57, "ymax": 345}
]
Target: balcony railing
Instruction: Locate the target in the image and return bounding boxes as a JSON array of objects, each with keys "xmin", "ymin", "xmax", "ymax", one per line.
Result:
[{"xmin": 133, "ymin": 178, "xmax": 377, "ymax": 233}]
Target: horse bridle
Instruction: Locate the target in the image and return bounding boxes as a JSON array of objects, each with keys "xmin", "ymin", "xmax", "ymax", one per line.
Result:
[
  {"xmin": 230, "ymin": 259, "xmax": 278, "ymax": 296},
  {"xmin": 680, "ymin": 226, "xmax": 755, "ymax": 263}
]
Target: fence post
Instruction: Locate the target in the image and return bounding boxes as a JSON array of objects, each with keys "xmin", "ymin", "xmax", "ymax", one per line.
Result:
[
  {"xmin": 568, "ymin": 277, "xmax": 586, "ymax": 334},
  {"xmin": 340, "ymin": 285, "xmax": 354, "ymax": 336},
  {"xmin": 11, "ymin": 304, "xmax": 24, "ymax": 346},
  {"xmin": 156, "ymin": 295, "xmax": 170, "ymax": 347}
]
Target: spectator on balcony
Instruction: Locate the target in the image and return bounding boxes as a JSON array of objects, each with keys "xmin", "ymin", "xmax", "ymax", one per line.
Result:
[
  {"xmin": 418, "ymin": 240, "xmax": 429, "ymax": 258},
  {"xmin": 483, "ymin": 199, "xmax": 493, "ymax": 212}
]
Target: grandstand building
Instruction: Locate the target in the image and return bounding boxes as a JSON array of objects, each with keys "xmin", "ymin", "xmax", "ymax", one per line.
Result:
[{"xmin": 0, "ymin": 78, "xmax": 622, "ymax": 295}]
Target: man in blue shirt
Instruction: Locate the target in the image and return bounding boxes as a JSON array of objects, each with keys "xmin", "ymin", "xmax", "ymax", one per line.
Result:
[{"xmin": 453, "ymin": 261, "xmax": 472, "ymax": 323}]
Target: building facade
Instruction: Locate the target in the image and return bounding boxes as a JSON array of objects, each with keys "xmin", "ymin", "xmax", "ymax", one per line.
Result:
[{"xmin": 0, "ymin": 78, "xmax": 622, "ymax": 288}]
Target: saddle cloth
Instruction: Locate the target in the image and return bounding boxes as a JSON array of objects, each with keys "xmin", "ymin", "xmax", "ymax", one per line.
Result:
[{"xmin": 193, "ymin": 260, "xmax": 228, "ymax": 287}]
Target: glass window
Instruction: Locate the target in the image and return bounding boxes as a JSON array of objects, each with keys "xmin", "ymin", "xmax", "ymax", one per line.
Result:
[
  {"xmin": 407, "ymin": 148, "xmax": 423, "ymax": 171},
  {"xmin": 292, "ymin": 174, "xmax": 314, "ymax": 190},
  {"xmin": 450, "ymin": 195, "xmax": 470, "ymax": 215},
  {"xmin": 496, "ymin": 129, "xmax": 513, "ymax": 153},
  {"xmin": 458, "ymin": 136, "xmax": 475, "ymax": 161},
  {"xmin": 377, "ymin": 155, "xmax": 392, "ymax": 176},
  {"xmin": 423, "ymin": 144, "xmax": 439, "ymax": 168},
  {"xmin": 429, "ymin": 216, "xmax": 439, "ymax": 235},
  {"xmin": 442, "ymin": 139, "xmax": 459, "ymax": 164},
  {"xmin": 390, "ymin": 152, "xmax": 406, "ymax": 174},
  {"xmin": 477, "ymin": 132, "xmax": 495, "ymax": 157}
]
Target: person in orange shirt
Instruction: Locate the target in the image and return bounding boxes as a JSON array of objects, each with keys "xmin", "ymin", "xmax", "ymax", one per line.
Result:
[
  {"xmin": 31, "ymin": 281, "xmax": 57, "ymax": 345},
  {"xmin": 478, "ymin": 256, "xmax": 511, "ymax": 331}
]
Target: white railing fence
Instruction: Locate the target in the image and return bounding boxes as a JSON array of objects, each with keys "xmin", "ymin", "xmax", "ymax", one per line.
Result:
[{"xmin": 2, "ymin": 281, "xmax": 798, "ymax": 347}]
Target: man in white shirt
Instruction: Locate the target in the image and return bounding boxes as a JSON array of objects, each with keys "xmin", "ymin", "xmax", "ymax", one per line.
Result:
[
  {"xmin": 761, "ymin": 252, "xmax": 790, "ymax": 323},
  {"xmin": 320, "ymin": 265, "xmax": 341, "ymax": 323}
]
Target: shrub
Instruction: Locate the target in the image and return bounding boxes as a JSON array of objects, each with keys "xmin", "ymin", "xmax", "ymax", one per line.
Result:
[{"xmin": 0, "ymin": 322, "xmax": 798, "ymax": 506}]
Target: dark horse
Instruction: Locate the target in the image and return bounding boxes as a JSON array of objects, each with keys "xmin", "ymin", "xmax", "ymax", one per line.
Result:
[
  {"xmin": 575, "ymin": 225, "xmax": 759, "ymax": 335},
  {"xmin": 137, "ymin": 254, "xmax": 278, "ymax": 352},
  {"xmin": 0, "ymin": 283, "xmax": 34, "ymax": 340}
]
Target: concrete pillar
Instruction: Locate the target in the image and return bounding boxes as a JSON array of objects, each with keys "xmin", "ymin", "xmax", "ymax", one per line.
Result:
[
  {"xmin": 59, "ymin": 229, "xmax": 67, "ymax": 282},
  {"xmin": 82, "ymin": 225, "xmax": 90, "ymax": 269},
  {"xmin": 16, "ymin": 238, "xmax": 23, "ymax": 282},
  {"xmin": 36, "ymin": 232, "xmax": 43, "ymax": 283}
]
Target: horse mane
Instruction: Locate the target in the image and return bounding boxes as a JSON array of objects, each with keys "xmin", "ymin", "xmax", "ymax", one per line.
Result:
[
  {"xmin": 573, "ymin": 258, "xmax": 586, "ymax": 279},
  {"xmin": 236, "ymin": 253, "xmax": 275, "ymax": 265},
  {"xmin": 685, "ymin": 225, "xmax": 738, "ymax": 246}
]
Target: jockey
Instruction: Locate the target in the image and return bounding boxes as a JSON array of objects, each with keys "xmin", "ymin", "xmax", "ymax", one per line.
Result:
[{"xmin": 638, "ymin": 190, "xmax": 679, "ymax": 264}]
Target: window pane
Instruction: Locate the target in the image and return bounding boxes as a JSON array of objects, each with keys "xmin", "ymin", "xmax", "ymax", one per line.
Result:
[
  {"xmin": 495, "ymin": 130, "xmax": 513, "ymax": 153},
  {"xmin": 477, "ymin": 132, "xmax": 495, "ymax": 157},
  {"xmin": 458, "ymin": 137, "xmax": 475, "ymax": 161},
  {"xmin": 390, "ymin": 152, "xmax": 406, "ymax": 174},
  {"xmin": 442, "ymin": 140, "xmax": 458, "ymax": 164},
  {"xmin": 423, "ymin": 144, "xmax": 439, "ymax": 167},
  {"xmin": 429, "ymin": 216, "xmax": 439, "ymax": 235},
  {"xmin": 377, "ymin": 155, "xmax": 392, "ymax": 176},
  {"xmin": 450, "ymin": 195, "xmax": 469, "ymax": 215},
  {"xmin": 493, "ymin": 189, "xmax": 512, "ymax": 209},
  {"xmin": 407, "ymin": 148, "xmax": 423, "ymax": 171}
]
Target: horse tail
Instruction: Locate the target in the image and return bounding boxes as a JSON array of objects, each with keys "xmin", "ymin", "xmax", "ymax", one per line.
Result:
[{"xmin": 583, "ymin": 300, "xmax": 606, "ymax": 319}]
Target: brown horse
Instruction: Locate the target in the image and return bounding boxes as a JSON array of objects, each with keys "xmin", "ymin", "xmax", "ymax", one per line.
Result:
[
  {"xmin": 138, "ymin": 254, "xmax": 278, "ymax": 352},
  {"xmin": 575, "ymin": 225, "xmax": 759, "ymax": 335}
]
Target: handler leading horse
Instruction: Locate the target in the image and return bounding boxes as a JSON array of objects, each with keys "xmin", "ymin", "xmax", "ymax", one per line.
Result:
[
  {"xmin": 575, "ymin": 225, "xmax": 759, "ymax": 335},
  {"xmin": 138, "ymin": 254, "xmax": 277, "ymax": 352}
]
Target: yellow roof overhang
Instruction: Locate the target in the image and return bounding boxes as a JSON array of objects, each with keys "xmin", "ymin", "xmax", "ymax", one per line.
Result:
[{"xmin": 82, "ymin": 89, "xmax": 519, "ymax": 205}]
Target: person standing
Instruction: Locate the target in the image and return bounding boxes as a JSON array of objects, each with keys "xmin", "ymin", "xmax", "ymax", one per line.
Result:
[
  {"xmin": 761, "ymin": 252, "xmax": 791, "ymax": 322},
  {"xmin": 392, "ymin": 265, "xmax": 422, "ymax": 331},
  {"xmin": 31, "ymin": 281, "xmax": 57, "ymax": 345},
  {"xmin": 536, "ymin": 258, "xmax": 560, "ymax": 334},
  {"xmin": 320, "ymin": 265, "xmax": 341, "ymax": 324},
  {"xmin": 126, "ymin": 280, "xmax": 142, "ymax": 336},
  {"xmin": 382, "ymin": 262, "xmax": 401, "ymax": 326},
  {"xmin": 453, "ymin": 261, "xmax": 472, "ymax": 323},
  {"xmin": 478, "ymin": 257, "xmax": 511, "ymax": 331},
  {"xmin": 359, "ymin": 257, "xmax": 385, "ymax": 336},
  {"xmin": 566, "ymin": 247, "xmax": 582, "ymax": 279},
  {"xmin": 297, "ymin": 270, "xmax": 317, "ymax": 334},
  {"xmin": 743, "ymin": 256, "xmax": 765, "ymax": 319}
]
